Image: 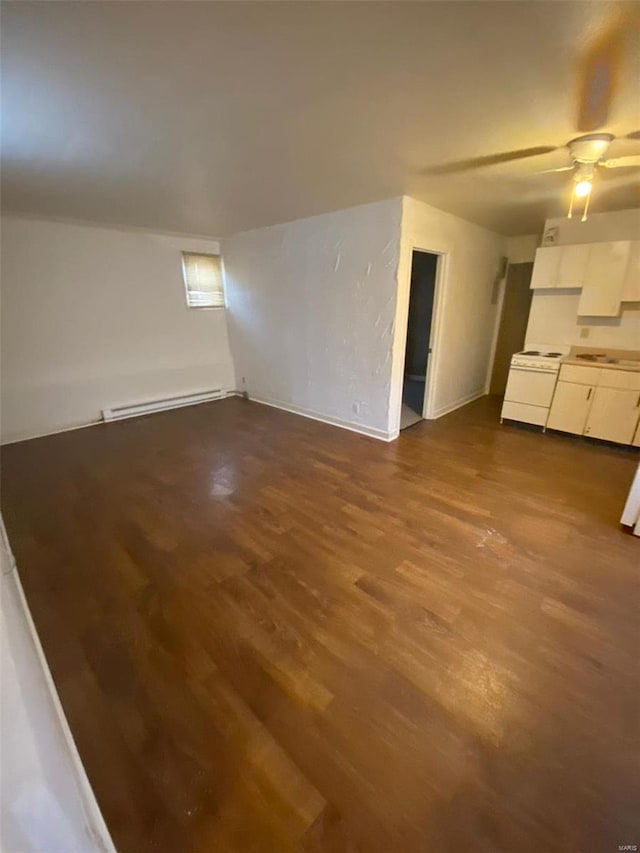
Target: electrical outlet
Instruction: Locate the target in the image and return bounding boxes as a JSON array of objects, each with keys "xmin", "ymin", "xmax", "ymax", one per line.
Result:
[
  {"xmin": 352, "ymin": 402, "xmax": 360, "ymax": 415},
  {"xmin": 580, "ymin": 327, "xmax": 590, "ymax": 339}
]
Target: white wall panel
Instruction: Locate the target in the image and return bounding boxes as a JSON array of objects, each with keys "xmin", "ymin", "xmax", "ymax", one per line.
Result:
[{"xmin": 1, "ymin": 217, "xmax": 236, "ymax": 442}]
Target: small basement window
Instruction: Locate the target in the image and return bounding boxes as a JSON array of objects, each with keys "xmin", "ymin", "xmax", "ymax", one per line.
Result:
[{"xmin": 181, "ymin": 252, "xmax": 224, "ymax": 308}]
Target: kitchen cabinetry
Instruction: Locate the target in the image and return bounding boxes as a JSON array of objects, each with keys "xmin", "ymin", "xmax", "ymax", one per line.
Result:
[
  {"xmin": 547, "ymin": 363, "xmax": 640, "ymax": 444},
  {"xmin": 529, "ymin": 240, "xmax": 638, "ymax": 314},
  {"xmin": 529, "ymin": 247, "xmax": 562, "ymax": 290},
  {"xmin": 584, "ymin": 387, "xmax": 640, "ymax": 444},
  {"xmin": 622, "ymin": 241, "xmax": 640, "ymax": 302},
  {"xmin": 546, "ymin": 380, "xmax": 595, "ymax": 435},
  {"xmin": 558, "ymin": 244, "xmax": 591, "ymax": 288},
  {"xmin": 529, "ymin": 245, "xmax": 590, "ymax": 290},
  {"xmin": 578, "ymin": 241, "xmax": 630, "ymax": 316}
]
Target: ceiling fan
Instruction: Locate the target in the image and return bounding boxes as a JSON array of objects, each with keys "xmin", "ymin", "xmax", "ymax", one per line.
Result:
[{"xmin": 420, "ymin": 7, "xmax": 640, "ymax": 220}]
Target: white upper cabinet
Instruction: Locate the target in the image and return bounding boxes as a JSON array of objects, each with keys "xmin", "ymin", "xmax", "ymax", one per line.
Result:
[
  {"xmin": 621, "ymin": 240, "xmax": 640, "ymax": 302},
  {"xmin": 530, "ymin": 247, "xmax": 562, "ymax": 289},
  {"xmin": 578, "ymin": 241, "xmax": 631, "ymax": 316},
  {"xmin": 530, "ymin": 240, "xmax": 638, "ymax": 313},
  {"xmin": 530, "ymin": 244, "xmax": 591, "ymax": 290},
  {"xmin": 557, "ymin": 244, "xmax": 591, "ymax": 288}
]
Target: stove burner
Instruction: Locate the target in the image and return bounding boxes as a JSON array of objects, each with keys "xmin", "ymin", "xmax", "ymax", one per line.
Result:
[
  {"xmin": 546, "ymin": 352, "xmax": 563, "ymax": 357},
  {"xmin": 521, "ymin": 350, "xmax": 541, "ymax": 355}
]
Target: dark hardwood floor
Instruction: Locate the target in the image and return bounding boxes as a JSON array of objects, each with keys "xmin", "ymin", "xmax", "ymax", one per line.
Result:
[{"xmin": 2, "ymin": 396, "xmax": 639, "ymax": 853}]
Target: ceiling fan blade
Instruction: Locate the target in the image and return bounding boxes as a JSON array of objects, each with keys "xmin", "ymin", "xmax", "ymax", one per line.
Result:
[
  {"xmin": 624, "ymin": 130, "xmax": 640, "ymax": 140},
  {"xmin": 575, "ymin": 19, "xmax": 625, "ymax": 131},
  {"xmin": 600, "ymin": 155, "xmax": 640, "ymax": 168},
  {"xmin": 535, "ymin": 166, "xmax": 574, "ymax": 174},
  {"xmin": 421, "ymin": 146, "xmax": 558, "ymax": 176}
]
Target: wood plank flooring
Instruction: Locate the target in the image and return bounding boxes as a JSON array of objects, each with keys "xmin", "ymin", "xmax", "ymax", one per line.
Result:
[{"xmin": 2, "ymin": 396, "xmax": 639, "ymax": 853}]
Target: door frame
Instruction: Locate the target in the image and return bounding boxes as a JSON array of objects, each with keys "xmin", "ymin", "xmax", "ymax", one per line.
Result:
[{"xmin": 395, "ymin": 245, "xmax": 446, "ymax": 425}]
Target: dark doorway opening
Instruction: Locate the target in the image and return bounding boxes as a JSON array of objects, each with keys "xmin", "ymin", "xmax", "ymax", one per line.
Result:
[
  {"xmin": 401, "ymin": 250, "xmax": 438, "ymax": 430},
  {"xmin": 489, "ymin": 262, "xmax": 534, "ymax": 396}
]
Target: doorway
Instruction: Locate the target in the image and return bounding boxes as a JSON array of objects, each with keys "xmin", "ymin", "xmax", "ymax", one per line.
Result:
[
  {"xmin": 489, "ymin": 262, "xmax": 534, "ymax": 396},
  {"xmin": 401, "ymin": 250, "xmax": 439, "ymax": 430}
]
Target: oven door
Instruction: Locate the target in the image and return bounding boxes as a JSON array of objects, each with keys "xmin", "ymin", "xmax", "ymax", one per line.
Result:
[{"xmin": 504, "ymin": 367, "xmax": 558, "ymax": 408}]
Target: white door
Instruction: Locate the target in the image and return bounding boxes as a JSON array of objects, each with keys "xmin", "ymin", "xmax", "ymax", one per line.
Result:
[
  {"xmin": 530, "ymin": 247, "xmax": 561, "ymax": 289},
  {"xmin": 578, "ymin": 241, "xmax": 630, "ymax": 316},
  {"xmin": 557, "ymin": 244, "xmax": 590, "ymax": 288},
  {"xmin": 584, "ymin": 387, "xmax": 640, "ymax": 444},
  {"xmin": 547, "ymin": 381, "xmax": 595, "ymax": 435},
  {"xmin": 504, "ymin": 368, "xmax": 558, "ymax": 407}
]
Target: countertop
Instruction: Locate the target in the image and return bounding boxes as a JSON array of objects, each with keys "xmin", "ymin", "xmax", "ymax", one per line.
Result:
[
  {"xmin": 561, "ymin": 357, "xmax": 640, "ymax": 373},
  {"xmin": 561, "ymin": 348, "xmax": 640, "ymax": 373}
]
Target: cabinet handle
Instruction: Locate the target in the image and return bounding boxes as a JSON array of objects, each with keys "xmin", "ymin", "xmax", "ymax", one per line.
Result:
[{"xmin": 586, "ymin": 387, "xmax": 592, "ymax": 400}]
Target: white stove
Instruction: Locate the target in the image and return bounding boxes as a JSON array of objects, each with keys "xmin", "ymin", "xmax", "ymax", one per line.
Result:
[
  {"xmin": 501, "ymin": 345, "xmax": 569, "ymax": 427},
  {"xmin": 511, "ymin": 349, "xmax": 566, "ymax": 372}
]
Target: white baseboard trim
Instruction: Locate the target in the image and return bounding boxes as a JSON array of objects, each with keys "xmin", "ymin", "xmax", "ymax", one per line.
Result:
[
  {"xmin": 249, "ymin": 394, "xmax": 397, "ymax": 442},
  {"xmin": 1, "ymin": 391, "xmax": 236, "ymax": 446},
  {"xmin": 0, "ymin": 516, "xmax": 116, "ymax": 853},
  {"xmin": 1, "ymin": 418, "xmax": 101, "ymax": 446},
  {"xmin": 431, "ymin": 389, "xmax": 486, "ymax": 420}
]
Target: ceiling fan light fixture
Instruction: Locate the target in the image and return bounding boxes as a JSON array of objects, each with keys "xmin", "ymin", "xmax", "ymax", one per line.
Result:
[
  {"xmin": 568, "ymin": 176, "xmax": 593, "ymax": 221},
  {"xmin": 574, "ymin": 179, "xmax": 593, "ymax": 198}
]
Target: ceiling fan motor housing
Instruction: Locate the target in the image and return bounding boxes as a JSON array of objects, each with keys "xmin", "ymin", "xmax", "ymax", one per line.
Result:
[{"xmin": 569, "ymin": 133, "xmax": 614, "ymax": 164}]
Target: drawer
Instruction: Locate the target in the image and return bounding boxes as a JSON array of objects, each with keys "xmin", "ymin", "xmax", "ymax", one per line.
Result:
[
  {"xmin": 501, "ymin": 400, "xmax": 548, "ymax": 426},
  {"xmin": 558, "ymin": 364, "xmax": 601, "ymax": 385},
  {"xmin": 598, "ymin": 369, "xmax": 640, "ymax": 391}
]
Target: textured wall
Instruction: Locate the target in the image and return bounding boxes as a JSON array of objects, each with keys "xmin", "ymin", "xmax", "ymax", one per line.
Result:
[
  {"xmin": 1, "ymin": 217, "xmax": 236, "ymax": 443},
  {"xmin": 391, "ymin": 197, "xmax": 506, "ymax": 430},
  {"xmin": 223, "ymin": 198, "xmax": 402, "ymax": 438}
]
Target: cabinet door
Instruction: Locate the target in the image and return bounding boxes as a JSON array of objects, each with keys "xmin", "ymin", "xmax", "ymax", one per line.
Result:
[
  {"xmin": 578, "ymin": 241, "xmax": 630, "ymax": 316},
  {"xmin": 547, "ymin": 381, "xmax": 594, "ymax": 435},
  {"xmin": 584, "ymin": 387, "xmax": 640, "ymax": 444},
  {"xmin": 530, "ymin": 247, "xmax": 562, "ymax": 289},
  {"xmin": 557, "ymin": 244, "xmax": 590, "ymax": 288},
  {"xmin": 621, "ymin": 241, "xmax": 640, "ymax": 302}
]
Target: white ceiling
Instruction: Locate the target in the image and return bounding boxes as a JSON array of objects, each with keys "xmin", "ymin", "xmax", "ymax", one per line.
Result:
[{"xmin": 2, "ymin": 1, "xmax": 639, "ymax": 237}]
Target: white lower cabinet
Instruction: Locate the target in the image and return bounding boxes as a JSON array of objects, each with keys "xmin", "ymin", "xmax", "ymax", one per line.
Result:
[
  {"xmin": 584, "ymin": 387, "xmax": 640, "ymax": 444},
  {"xmin": 546, "ymin": 381, "xmax": 594, "ymax": 434},
  {"xmin": 547, "ymin": 365, "xmax": 640, "ymax": 444}
]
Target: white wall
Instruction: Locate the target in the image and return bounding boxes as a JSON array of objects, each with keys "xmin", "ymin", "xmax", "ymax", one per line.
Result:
[
  {"xmin": 526, "ymin": 208, "xmax": 640, "ymax": 350},
  {"xmin": 223, "ymin": 198, "xmax": 402, "ymax": 439},
  {"xmin": 1, "ymin": 522, "xmax": 115, "ymax": 853},
  {"xmin": 506, "ymin": 233, "xmax": 540, "ymax": 264},
  {"xmin": 542, "ymin": 208, "xmax": 640, "ymax": 245},
  {"xmin": 1, "ymin": 217, "xmax": 236, "ymax": 443},
  {"xmin": 390, "ymin": 196, "xmax": 506, "ymax": 430}
]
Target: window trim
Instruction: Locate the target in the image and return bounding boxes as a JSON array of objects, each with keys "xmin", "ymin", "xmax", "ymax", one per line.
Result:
[{"xmin": 181, "ymin": 251, "xmax": 225, "ymax": 309}]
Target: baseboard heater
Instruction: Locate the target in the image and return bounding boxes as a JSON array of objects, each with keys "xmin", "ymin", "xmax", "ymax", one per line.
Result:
[{"xmin": 102, "ymin": 388, "xmax": 225, "ymax": 422}]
